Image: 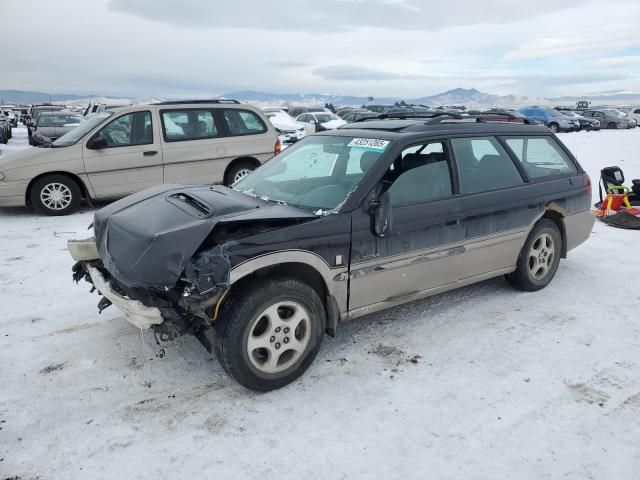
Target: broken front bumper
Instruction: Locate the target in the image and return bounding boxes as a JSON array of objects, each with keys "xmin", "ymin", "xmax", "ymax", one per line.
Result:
[
  {"xmin": 86, "ymin": 266, "xmax": 164, "ymax": 329},
  {"xmin": 68, "ymin": 237, "xmax": 164, "ymax": 329},
  {"xmin": 68, "ymin": 237, "xmax": 228, "ymax": 345}
]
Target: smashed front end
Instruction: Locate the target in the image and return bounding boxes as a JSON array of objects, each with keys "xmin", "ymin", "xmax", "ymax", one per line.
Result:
[{"xmin": 68, "ymin": 184, "xmax": 314, "ymax": 351}]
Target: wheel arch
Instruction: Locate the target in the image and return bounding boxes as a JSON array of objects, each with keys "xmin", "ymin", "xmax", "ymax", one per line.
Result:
[
  {"xmin": 228, "ymin": 251, "xmax": 347, "ymax": 335},
  {"xmin": 25, "ymin": 171, "xmax": 90, "ymax": 205},
  {"xmin": 540, "ymin": 209, "xmax": 567, "ymax": 258},
  {"xmin": 223, "ymin": 156, "xmax": 261, "ymax": 185}
]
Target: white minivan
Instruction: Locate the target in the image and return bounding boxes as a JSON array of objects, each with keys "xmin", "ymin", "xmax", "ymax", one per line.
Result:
[{"xmin": 0, "ymin": 100, "xmax": 280, "ymax": 215}]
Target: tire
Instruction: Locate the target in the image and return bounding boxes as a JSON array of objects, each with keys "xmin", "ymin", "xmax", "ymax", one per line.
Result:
[
  {"xmin": 30, "ymin": 174, "xmax": 82, "ymax": 216},
  {"xmin": 607, "ymin": 122, "xmax": 617, "ymax": 129},
  {"xmin": 548, "ymin": 123, "xmax": 559, "ymax": 133},
  {"xmin": 224, "ymin": 160, "xmax": 257, "ymax": 186},
  {"xmin": 215, "ymin": 277, "xmax": 326, "ymax": 391},
  {"xmin": 506, "ymin": 219, "xmax": 562, "ymax": 292}
]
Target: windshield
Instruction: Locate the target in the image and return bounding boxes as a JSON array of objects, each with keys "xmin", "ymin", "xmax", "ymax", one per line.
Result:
[
  {"xmin": 549, "ymin": 109, "xmax": 566, "ymax": 118},
  {"xmin": 38, "ymin": 114, "xmax": 83, "ymax": 127},
  {"xmin": 315, "ymin": 114, "xmax": 339, "ymax": 122},
  {"xmin": 233, "ymin": 135, "xmax": 390, "ymax": 212},
  {"xmin": 53, "ymin": 112, "xmax": 112, "ymax": 147}
]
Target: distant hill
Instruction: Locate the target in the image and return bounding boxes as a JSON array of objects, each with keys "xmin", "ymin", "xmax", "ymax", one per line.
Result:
[
  {"xmin": 2, "ymin": 87, "xmax": 638, "ymax": 108},
  {"xmin": 220, "ymin": 88, "xmax": 541, "ymax": 108},
  {"xmin": 0, "ymin": 89, "xmax": 114, "ymax": 104}
]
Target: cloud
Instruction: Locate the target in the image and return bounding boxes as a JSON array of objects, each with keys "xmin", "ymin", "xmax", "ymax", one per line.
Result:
[
  {"xmin": 594, "ymin": 55, "xmax": 640, "ymax": 66},
  {"xmin": 312, "ymin": 65, "xmax": 429, "ymax": 81},
  {"xmin": 266, "ymin": 60, "xmax": 310, "ymax": 69},
  {"xmin": 108, "ymin": 0, "xmax": 583, "ymax": 32}
]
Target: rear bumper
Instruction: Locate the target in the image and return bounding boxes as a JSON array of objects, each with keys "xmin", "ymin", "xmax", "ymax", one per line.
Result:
[{"xmin": 565, "ymin": 210, "xmax": 595, "ymax": 252}]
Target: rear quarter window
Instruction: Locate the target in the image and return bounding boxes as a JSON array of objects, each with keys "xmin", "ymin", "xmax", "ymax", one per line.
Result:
[
  {"xmin": 223, "ymin": 109, "xmax": 268, "ymax": 136},
  {"xmin": 504, "ymin": 136, "xmax": 577, "ymax": 179}
]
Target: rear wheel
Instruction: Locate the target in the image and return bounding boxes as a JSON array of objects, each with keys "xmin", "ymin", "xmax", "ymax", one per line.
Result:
[
  {"xmin": 224, "ymin": 161, "xmax": 257, "ymax": 186},
  {"xmin": 30, "ymin": 174, "xmax": 82, "ymax": 216},
  {"xmin": 215, "ymin": 277, "xmax": 326, "ymax": 391},
  {"xmin": 506, "ymin": 219, "xmax": 562, "ymax": 292}
]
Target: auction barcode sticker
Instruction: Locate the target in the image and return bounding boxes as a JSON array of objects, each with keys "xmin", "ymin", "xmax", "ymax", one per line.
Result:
[{"xmin": 347, "ymin": 138, "xmax": 390, "ymax": 151}]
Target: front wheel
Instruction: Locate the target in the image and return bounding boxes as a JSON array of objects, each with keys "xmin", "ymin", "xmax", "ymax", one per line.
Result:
[
  {"xmin": 30, "ymin": 174, "xmax": 82, "ymax": 216},
  {"xmin": 215, "ymin": 277, "xmax": 326, "ymax": 391},
  {"xmin": 548, "ymin": 123, "xmax": 559, "ymax": 133},
  {"xmin": 506, "ymin": 219, "xmax": 562, "ymax": 292},
  {"xmin": 607, "ymin": 122, "xmax": 617, "ymax": 129}
]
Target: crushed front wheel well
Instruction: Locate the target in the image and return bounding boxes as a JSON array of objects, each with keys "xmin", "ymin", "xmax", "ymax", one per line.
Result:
[{"xmin": 229, "ymin": 262, "xmax": 338, "ymax": 335}]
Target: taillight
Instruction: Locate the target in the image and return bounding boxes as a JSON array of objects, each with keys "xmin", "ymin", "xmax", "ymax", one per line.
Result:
[
  {"xmin": 274, "ymin": 138, "xmax": 281, "ymax": 155},
  {"xmin": 582, "ymin": 173, "xmax": 592, "ymax": 194}
]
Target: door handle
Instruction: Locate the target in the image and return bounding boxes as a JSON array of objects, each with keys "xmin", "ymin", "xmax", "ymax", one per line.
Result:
[
  {"xmin": 444, "ymin": 217, "xmax": 461, "ymax": 226},
  {"xmin": 143, "ymin": 150, "xmax": 158, "ymax": 157}
]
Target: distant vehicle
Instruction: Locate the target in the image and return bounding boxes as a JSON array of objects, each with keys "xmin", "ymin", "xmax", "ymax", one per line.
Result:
[
  {"xmin": 287, "ymin": 106, "xmax": 325, "ymax": 118},
  {"xmin": 576, "ymin": 100, "xmax": 590, "ymax": 110},
  {"xmin": 581, "ymin": 109, "xmax": 634, "ymax": 129},
  {"xmin": 263, "ymin": 109, "xmax": 306, "ymax": 143},
  {"xmin": 0, "ymin": 107, "xmax": 18, "ymax": 127},
  {"xmin": 296, "ymin": 112, "xmax": 346, "ymax": 131},
  {"xmin": 27, "ymin": 105, "xmax": 66, "ymax": 145},
  {"xmin": 367, "ymin": 105, "xmax": 393, "ymax": 113},
  {"xmin": 0, "ymin": 100, "xmax": 280, "ymax": 215},
  {"xmin": 342, "ymin": 111, "xmax": 379, "ymax": 122},
  {"xmin": 517, "ymin": 107, "xmax": 579, "ymax": 133},
  {"xmin": 30, "ymin": 112, "xmax": 84, "ymax": 146},
  {"xmin": 559, "ymin": 110, "xmax": 600, "ymax": 131},
  {"xmin": 605, "ymin": 109, "xmax": 637, "ymax": 128},
  {"xmin": 0, "ymin": 109, "xmax": 11, "ymax": 144},
  {"xmin": 626, "ymin": 106, "xmax": 640, "ymax": 123}
]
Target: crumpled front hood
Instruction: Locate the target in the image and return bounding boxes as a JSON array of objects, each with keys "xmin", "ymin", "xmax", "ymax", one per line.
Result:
[{"xmin": 94, "ymin": 184, "xmax": 315, "ymax": 290}]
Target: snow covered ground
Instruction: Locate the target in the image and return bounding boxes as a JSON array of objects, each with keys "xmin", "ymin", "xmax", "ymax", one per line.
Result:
[{"xmin": 1, "ymin": 126, "xmax": 639, "ymax": 479}]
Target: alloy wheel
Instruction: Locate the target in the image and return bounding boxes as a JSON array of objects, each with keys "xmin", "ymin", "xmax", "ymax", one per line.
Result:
[
  {"xmin": 246, "ymin": 300, "xmax": 311, "ymax": 374},
  {"xmin": 528, "ymin": 233, "xmax": 555, "ymax": 280}
]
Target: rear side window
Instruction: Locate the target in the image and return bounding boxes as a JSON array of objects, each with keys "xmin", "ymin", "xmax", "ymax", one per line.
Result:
[
  {"xmin": 504, "ymin": 136, "xmax": 577, "ymax": 179},
  {"xmin": 223, "ymin": 109, "xmax": 268, "ymax": 136},
  {"xmin": 161, "ymin": 110, "xmax": 219, "ymax": 142},
  {"xmin": 451, "ymin": 136, "xmax": 524, "ymax": 194}
]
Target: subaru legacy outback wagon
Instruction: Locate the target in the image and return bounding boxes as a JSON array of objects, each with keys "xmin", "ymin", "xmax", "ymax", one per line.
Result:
[
  {"xmin": 0, "ymin": 100, "xmax": 279, "ymax": 215},
  {"xmin": 68, "ymin": 118, "xmax": 594, "ymax": 391}
]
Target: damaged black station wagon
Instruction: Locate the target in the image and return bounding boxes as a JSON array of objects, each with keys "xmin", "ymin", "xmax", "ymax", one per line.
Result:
[{"xmin": 68, "ymin": 116, "xmax": 594, "ymax": 391}]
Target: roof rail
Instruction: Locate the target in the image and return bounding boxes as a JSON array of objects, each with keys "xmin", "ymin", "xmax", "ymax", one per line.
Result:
[
  {"xmin": 153, "ymin": 99, "xmax": 240, "ymax": 105},
  {"xmin": 354, "ymin": 111, "xmax": 451, "ymax": 122}
]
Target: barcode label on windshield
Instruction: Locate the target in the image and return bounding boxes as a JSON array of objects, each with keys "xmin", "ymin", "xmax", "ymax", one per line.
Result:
[{"xmin": 347, "ymin": 138, "xmax": 390, "ymax": 151}]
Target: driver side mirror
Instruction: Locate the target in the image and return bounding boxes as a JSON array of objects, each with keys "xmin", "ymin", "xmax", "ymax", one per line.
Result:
[
  {"xmin": 87, "ymin": 135, "xmax": 108, "ymax": 149},
  {"xmin": 367, "ymin": 190, "xmax": 392, "ymax": 237}
]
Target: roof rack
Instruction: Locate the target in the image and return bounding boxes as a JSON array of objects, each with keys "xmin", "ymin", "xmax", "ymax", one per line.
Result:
[
  {"xmin": 153, "ymin": 99, "xmax": 240, "ymax": 105},
  {"xmin": 426, "ymin": 113, "xmax": 536, "ymax": 125},
  {"xmin": 354, "ymin": 111, "xmax": 449, "ymax": 122}
]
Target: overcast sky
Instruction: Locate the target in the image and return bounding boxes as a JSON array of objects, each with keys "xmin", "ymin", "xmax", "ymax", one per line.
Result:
[{"xmin": 2, "ymin": 0, "xmax": 640, "ymax": 98}]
